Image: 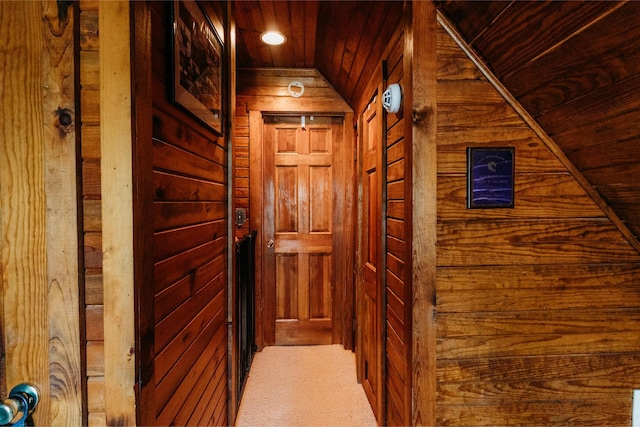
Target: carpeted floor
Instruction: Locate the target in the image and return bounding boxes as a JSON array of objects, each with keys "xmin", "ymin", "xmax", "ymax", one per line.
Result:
[{"xmin": 235, "ymin": 344, "xmax": 377, "ymax": 426}]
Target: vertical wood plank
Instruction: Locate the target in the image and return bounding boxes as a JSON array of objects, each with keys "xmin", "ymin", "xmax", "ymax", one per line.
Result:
[
  {"xmin": 355, "ymin": 112, "xmax": 365, "ymax": 382},
  {"xmin": 79, "ymin": 1, "xmax": 105, "ymax": 423},
  {"xmin": 332, "ymin": 118, "xmax": 345, "ymax": 344},
  {"xmin": 0, "ymin": 2, "xmax": 51, "ymax": 425},
  {"xmin": 131, "ymin": 2, "xmax": 154, "ymax": 426},
  {"xmin": 410, "ymin": 1, "xmax": 438, "ymax": 425},
  {"xmin": 249, "ymin": 110, "xmax": 266, "ymax": 348},
  {"xmin": 341, "ymin": 112, "xmax": 356, "ymax": 349},
  {"xmin": 42, "ymin": 0, "xmax": 83, "ymax": 424},
  {"xmin": 227, "ymin": 1, "xmax": 239, "ymax": 421},
  {"xmin": 99, "ymin": 1, "xmax": 136, "ymax": 424}
]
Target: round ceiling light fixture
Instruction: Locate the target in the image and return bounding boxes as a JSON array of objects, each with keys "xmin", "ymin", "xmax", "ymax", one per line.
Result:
[{"xmin": 261, "ymin": 31, "xmax": 286, "ymax": 46}]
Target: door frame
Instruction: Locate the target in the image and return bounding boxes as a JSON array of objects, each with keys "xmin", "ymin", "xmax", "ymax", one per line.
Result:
[
  {"xmin": 355, "ymin": 87, "xmax": 386, "ymax": 422},
  {"xmin": 262, "ymin": 115, "xmax": 343, "ymax": 346},
  {"xmin": 249, "ymin": 110, "xmax": 356, "ymax": 350}
]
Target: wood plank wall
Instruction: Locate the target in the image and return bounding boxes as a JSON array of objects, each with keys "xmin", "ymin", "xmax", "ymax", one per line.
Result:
[
  {"xmin": 435, "ymin": 24, "xmax": 640, "ymax": 426},
  {"xmin": 79, "ymin": 1, "xmax": 106, "ymax": 425},
  {"xmin": 383, "ymin": 30, "xmax": 412, "ymax": 427},
  {"xmin": 234, "ymin": 111, "xmax": 250, "ymax": 240},
  {"xmin": 80, "ymin": 2, "xmax": 229, "ymax": 425},
  {"xmin": 147, "ymin": 2, "xmax": 229, "ymax": 425}
]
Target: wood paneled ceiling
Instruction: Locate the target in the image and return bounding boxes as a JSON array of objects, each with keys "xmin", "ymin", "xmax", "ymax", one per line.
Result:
[
  {"xmin": 234, "ymin": 0, "xmax": 404, "ymax": 108},
  {"xmin": 234, "ymin": 0, "xmax": 640, "ymax": 246}
]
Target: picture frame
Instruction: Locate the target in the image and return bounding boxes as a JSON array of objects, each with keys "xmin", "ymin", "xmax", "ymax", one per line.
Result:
[
  {"xmin": 172, "ymin": 0, "xmax": 223, "ymax": 134},
  {"xmin": 467, "ymin": 147, "xmax": 515, "ymax": 209}
]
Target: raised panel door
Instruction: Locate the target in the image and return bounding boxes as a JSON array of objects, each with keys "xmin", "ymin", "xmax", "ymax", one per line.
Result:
[{"xmin": 263, "ymin": 116, "xmax": 342, "ymax": 345}]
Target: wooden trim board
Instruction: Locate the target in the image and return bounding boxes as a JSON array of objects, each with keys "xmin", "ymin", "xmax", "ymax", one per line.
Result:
[{"xmin": 100, "ymin": 1, "xmax": 136, "ymax": 424}]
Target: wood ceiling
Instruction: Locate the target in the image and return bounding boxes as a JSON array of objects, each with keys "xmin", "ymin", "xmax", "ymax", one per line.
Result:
[
  {"xmin": 234, "ymin": 0, "xmax": 640, "ymax": 245},
  {"xmin": 234, "ymin": 0, "xmax": 404, "ymax": 108}
]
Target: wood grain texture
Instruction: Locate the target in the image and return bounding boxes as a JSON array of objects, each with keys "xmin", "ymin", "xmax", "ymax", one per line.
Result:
[
  {"xmin": 410, "ymin": 2, "xmax": 438, "ymax": 426},
  {"xmin": 265, "ymin": 120, "xmax": 339, "ymax": 345},
  {"xmin": 242, "ymin": 68, "xmax": 354, "ymax": 350},
  {"xmin": 434, "ymin": 15, "xmax": 640, "ymax": 427},
  {"xmin": 435, "ymin": 0, "xmax": 640, "ymax": 250},
  {"xmin": 0, "ymin": 3, "xmax": 51, "ymax": 424},
  {"xmin": 470, "ymin": 1, "xmax": 620, "ymax": 80},
  {"xmin": 335, "ymin": 111, "xmax": 356, "ymax": 349},
  {"xmin": 80, "ymin": 2, "xmax": 104, "ymax": 421},
  {"xmin": 433, "ymin": 1, "xmax": 509, "ymax": 43},
  {"xmin": 359, "ymin": 89, "xmax": 383, "ymax": 421},
  {"xmin": 248, "ymin": 110, "xmax": 266, "ymax": 349},
  {"xmin": 77, "ymin": 1, "xmax": 106, "ymax": 426},
  {"xmin": 237, "ymin": 68, "xmax": 352, "ymax": 113},
  {"xmin": 234, "ymin": 110, "xmax": 251, "ymax": 239},
  {"xmin": 131, "ymin": 3, "xmax": 157, "ymax": 425},
  {"xmin": 504, "ymin": 3, "xmax": 637, "ymax": 113},
  {"xmin": 379, "ymin": 25, "xmax": 413, "ymax": 426},
  {"xmin": 42, "ymin": 1, "xmax": 84, "ymax": 423},
  {"xmin": 100, "ymin": 1, "xmax": 136, "ymax": 424},
  {"xmin": 143, "ymin": 2, "xmax": 229, "ymax": 424},
  {"xmin": 234, "ymin": 1, "xmax": 403, "ymax": 111}
]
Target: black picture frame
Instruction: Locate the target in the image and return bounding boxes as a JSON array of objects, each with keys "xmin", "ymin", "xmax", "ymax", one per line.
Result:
[
  {"xmin": 467, "ymin": 147, "xmax": 515, "ymax": 209},
  {"xmin": 172, "ymin": 0, "xmax": 223, "ymax": 134}
]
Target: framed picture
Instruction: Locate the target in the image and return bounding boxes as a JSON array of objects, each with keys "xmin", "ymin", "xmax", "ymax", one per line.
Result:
[
  {"xmin": 467, "ymin": 147, "xmax": 515, "ymax": 209},
  {"xmin": 172, "ymin": 0, "xmax": 223, "ymax": 134}
]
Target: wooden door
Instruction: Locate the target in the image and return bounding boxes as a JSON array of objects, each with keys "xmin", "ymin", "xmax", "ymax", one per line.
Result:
[
  {"xmin": 360, "ymin": 95, "xmax": 383, "ymax": 419},
  {"xmin": 263, "ymin": 116, "xmax": 342, "ymax": 345}
]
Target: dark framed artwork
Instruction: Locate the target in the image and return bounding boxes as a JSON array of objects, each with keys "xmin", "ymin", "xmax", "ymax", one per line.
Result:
[
  {"xmin": 467, "ymin": 147, "xmax": 515, "ymax": 209},
  {"xmin": 172, "ymin": 0, "xmax": 223, "ymax": 134}
]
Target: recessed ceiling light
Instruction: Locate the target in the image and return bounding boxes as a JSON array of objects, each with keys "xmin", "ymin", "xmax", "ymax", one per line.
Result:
[{"xmin": 261, "ymin": 31, "xmax": 286, "ymax": 46}]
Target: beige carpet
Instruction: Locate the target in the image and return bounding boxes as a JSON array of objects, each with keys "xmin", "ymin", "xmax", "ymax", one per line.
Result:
[{"xmin": 235, "ymin": 345, "xmax": 377, "ymax": 427}]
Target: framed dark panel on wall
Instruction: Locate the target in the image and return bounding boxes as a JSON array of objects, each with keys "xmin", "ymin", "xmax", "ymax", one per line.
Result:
[
  {"xmin": 172, "ymin": 0, "xmax": 223, "ymax": 134},
  {"xmin": 467, "ymin": 147, "xmax": 515, "ymax": 209}
]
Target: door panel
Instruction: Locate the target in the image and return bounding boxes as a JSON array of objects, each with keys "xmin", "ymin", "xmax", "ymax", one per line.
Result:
[
  {"xmin": 276, "ymin": 254, "xmax": 299, "ymax": 319},
  {"xmin": 310, "ymin": 166, "xmax": 332, "ymax": 232},
  {"xmin": 275, "ymin": 166, "xmax": 299, "ymax": 232},
  {"xmin": 309, "ymin": 254, "xmax": 332, "ymax": 318},
  {"xmin": 360, "ymin": 95, "xmax": 383, "ymax": 420},
  {"xmin": 264, "ymin": 116, "xmax": 342, "ymax": 345}
]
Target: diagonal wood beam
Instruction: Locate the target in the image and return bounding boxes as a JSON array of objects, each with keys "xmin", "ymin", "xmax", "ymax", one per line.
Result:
[{"xmin": 437, "ymin": 10, "xmax": 640, "ymax": 255}]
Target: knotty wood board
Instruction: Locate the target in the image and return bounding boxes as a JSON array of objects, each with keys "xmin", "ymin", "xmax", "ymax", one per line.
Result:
[
  {"xmin": 42, "ymin": 0, "xmax": 84, "ymax": 423},
  {"xmin": 0, "ymin": 3, "xmax": 51, "ymax": 424},
  {"xmin": 1, "ymin": 1, "xmax": 84, "ymax": 425}
]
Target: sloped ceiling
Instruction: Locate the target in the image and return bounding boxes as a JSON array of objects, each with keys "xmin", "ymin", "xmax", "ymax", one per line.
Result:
[
  {"xmin": 234, "ymin": 0, "xmax": 404, "ymax": 108},
  {"xmin": 234, "ymin": 1, "xmax": 640, "ymax": 246},
  {"xmin": 435, "ymin": 0, "xmax": 640, "ymax": 246}
]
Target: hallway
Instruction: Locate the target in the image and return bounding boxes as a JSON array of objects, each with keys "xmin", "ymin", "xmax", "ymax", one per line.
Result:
[{"xmin": 235, "ymin": 345, "xmax": 376, "ymax": 426}]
